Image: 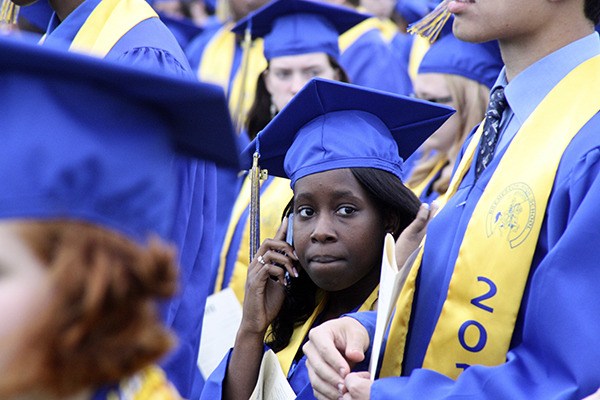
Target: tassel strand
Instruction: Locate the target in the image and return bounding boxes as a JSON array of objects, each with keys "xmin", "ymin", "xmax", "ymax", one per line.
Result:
[{"xmin": 407, "ymin": 0, "xmax": 451, "ymax": 44}]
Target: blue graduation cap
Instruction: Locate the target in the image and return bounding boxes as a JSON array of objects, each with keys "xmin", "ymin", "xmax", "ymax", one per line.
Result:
[
  {"xmin": 0, "ymin": 35, "xmax": 237, "ymax": 242},
  {"xmin": 242, "ymin": 78, "xmax": 455, "ymax": 187},
  {"xmin": 395, "ymin": 0, "xmax": 434, "ymax": 24},
  {"xmin": 231, "ymin": 0, "xmax": 369, "ymax": 60},
  {"xmin": 418, "ymin": 32, "xmax": 503, "ymax": 88}
]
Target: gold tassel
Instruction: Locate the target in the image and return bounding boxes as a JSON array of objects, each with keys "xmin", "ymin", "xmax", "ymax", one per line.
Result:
[
  {"xmin": 249, "ymin": 151, "xmax": 268, "ymax": 262},
  {"xmin": 0, "ymin": 0, "xmax": 19, "ymax": 30},
  {"xmin": 407, "ymin": 0, "xmax": 451, "ymax": 44}
]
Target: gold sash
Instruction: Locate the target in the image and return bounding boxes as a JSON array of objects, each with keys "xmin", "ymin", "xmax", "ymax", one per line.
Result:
[
  {"xmin": 109, "ymin": 365, "xmax": 181, "ymax": 400},
  {"xmin": 408, "ymin": 158, "xmax": 446, "ymax": 199},
  {"xmin": 198, "ymin": 25, "xmax": 266, "ymax": 125},
  {"xmin": 276, "ymin": 288, "xmax": 379, "ymax": 376},
  {"xmin": 70, "ymin": 0, "xmax": 157, "ymax": 57},
  {"xmin": 380, "ymin": 54, "xmax": 600, "ymax": 378},
  {"xmin": 407, "ymin": 35, "xmax": 430, "ymax": 82},
  {"xmin": 339, "ymin": 17, "xmax": 388, "ymax": 53}
]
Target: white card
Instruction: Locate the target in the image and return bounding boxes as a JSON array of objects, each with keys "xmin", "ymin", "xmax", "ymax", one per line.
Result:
[{"xmin": 197, "ymin": 288, "xmax": 243, "ymax": 379}]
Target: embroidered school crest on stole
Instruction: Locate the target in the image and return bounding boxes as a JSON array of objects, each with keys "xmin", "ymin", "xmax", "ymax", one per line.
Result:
[{"xmin": 486, "ymin": 182, "xmax": 536, "ymax": 248}]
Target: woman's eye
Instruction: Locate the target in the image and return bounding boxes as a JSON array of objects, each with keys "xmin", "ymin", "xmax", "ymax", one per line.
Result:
[
  {"xmin": 274, "ymin": 70, "xmax": 291, "ymax": 80},
  {"xmin": 298, "ymin": 208, "xmax": 314, "ymax": 217},
  {"xmin": 337, "ymin": 206, "xmax": 356, "ymax": 216}
]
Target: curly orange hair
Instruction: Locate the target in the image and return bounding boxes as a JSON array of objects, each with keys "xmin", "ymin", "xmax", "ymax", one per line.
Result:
[{"xmin": 0, "ymin": 220, "xmax": 178, "ymax": 397}]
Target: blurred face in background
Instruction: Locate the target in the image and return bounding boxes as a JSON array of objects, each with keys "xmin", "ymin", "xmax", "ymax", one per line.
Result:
[
  {"xmin": 228, "ymin": 0, "xmax": 270, "ymax": 21},
  {"xmin": 264, "ymin": 52, "xmax": 340, "ymax": 112},
  {"xmin": 360, "ymin": 0, "xmax": 395, "ymax": 19},
  {"xmin": 0, "ymin": 222, "xmax": 52, "ymax": 376},
  {"xmin": 412, "ymin": 72, "xmax": 460, "ymax": 153}
]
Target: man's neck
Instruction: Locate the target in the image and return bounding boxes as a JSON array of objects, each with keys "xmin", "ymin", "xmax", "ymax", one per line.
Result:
[{"xmin": 500, "ymin": 16, "xmax": 595, "ymax": 81}]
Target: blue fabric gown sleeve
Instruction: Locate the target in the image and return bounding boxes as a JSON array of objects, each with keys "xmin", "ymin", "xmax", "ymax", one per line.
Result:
[
  {"xmin": 371, "ymin": 125, "xmax": 600, "ymax": 399},
  {"xmin": 161, "ymin": 157, "xmax": 217, "ymax": 398},
  {"xmin": 200, "ymin": 347, "xmax": 234, "ymax": 400},
  {"xmin": 340, "ymin": 29, "xmax": 409, "ymax": 95},
  {"xmin": 111, "ymin": 47, "xmax": 192, "ymax": 79},
  {"xmin": 346, "ymin": 310, "xmax": 377, "ymax": 347},
  {"xmin": 107, "ymin": 17, "xmax": 194, "ymax": 79}
]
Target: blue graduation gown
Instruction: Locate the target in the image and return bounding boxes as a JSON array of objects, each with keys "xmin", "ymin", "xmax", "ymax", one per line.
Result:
[
  {"xmin": 184, "ymin": 21, "xmax": 227, "ymax": 72},
  {"xmin": 42, "ymin": 0, "xmax": 192, "ymax": 78},
  {"xmin": 351, "ymin": 112, "xmax": 600, "ymax": 398},
  {"xmin": 185, "ymin": 25, "xmax": 248, "ymax": 292},
  {"xmin": 156, "ymin": 12, "xmax": 204, "ymax": 49},
  {"xmin": 42, "ymin": 2, "xmax": 215, "ymax": 396},
  {"xmin": 340, "ymin": 28, "xmax": 410, "ymax": 95},
  {"xmin": 163, "ymin": 157, "xmax": 217, "ymax": 397},
  {"xmin": 389, "ymin": 32, "xmax": 414, "ymax": 96}
]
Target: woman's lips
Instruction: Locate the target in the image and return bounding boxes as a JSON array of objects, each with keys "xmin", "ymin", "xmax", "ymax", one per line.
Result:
[{"xmin": 310, "ymin": 255, "xmax": 341, "ymax": 264}]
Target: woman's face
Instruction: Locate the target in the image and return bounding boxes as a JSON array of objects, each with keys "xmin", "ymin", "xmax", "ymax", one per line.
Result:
[
  {"xmin": 0, "ymin": 222, "xmax": 52, "ymax": 372},
  {"xmin": 360, "ymin": 0, "xmax": 396, "ymax": 19},
  {"xmin": 413, "ymin": 72, "xmax": 460, "ymax": 153},
  {"xmin": 292, "ymin": 169, "xmax": 386, "ymax": 292},
  {"xmin": 264, "ymin": 52, "xmax": 339, "ymax": 112}
]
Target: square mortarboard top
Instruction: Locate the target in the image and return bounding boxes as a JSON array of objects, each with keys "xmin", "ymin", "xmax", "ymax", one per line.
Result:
[
  {"xmin": 231, "ymin": 0, "xmax": 369, "ymax": 60},
  {"xmin": 242, "ymin": 78, "xmax": 455, "ymax": 188},
  {"xmin": 0, "ymin": 35, "xmax": 237, "ymax": 242}
]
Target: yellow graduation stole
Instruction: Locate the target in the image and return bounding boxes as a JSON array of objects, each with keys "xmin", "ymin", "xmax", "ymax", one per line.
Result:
[
  {"xmin": 69, "ymin": 0, "xmax": 157, "ymax": 57},
  {"xmin": 378, "ymin": 18, "xmax": 399, "ymax": 43},
  {"xmin": 214, "ymin": 176, "xmax": 293, "ymax": 302},
  {"xmin": 380, "ymin": 54, "xmax": 600, "ymax": 379},
  {"xmin": 108, "ymin": 365, "xmax": 181, "ymax": 400},
  {"xmin": 408, "ymin": 158, "xmax": 446, "ymax": 199},
  {"xmin": 276, "ymin": 288, "xmax": 379, "ymax": 376},
  {"xmin": 339, "ymin": 17, "xmax": 389, "ymax": 52},
  {"xmin": 197, "ymin": 24, "xmax": 267, "ymax": 125},
  {"xmin": 407, "ymin": 35, "xmax": 430, "ymax": 82}
]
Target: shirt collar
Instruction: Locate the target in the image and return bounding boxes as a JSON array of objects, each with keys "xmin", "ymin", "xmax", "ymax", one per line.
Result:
[{"xmin": 493, "ymin": 32, "xmax": 600, "ymax": 127}]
